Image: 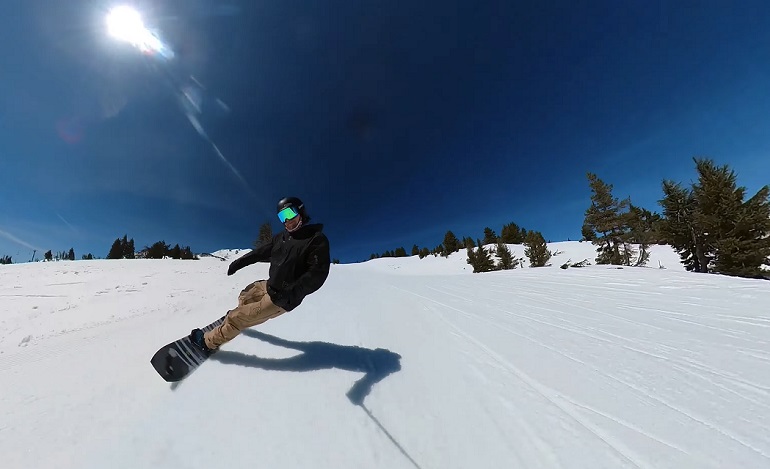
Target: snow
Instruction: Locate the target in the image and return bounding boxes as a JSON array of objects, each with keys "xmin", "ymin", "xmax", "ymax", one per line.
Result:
[{"xmin": 1, "ymin": 241, "xmax": 769, "ymax": 469}]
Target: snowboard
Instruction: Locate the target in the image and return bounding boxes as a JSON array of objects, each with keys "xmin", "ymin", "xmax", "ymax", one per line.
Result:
[{"xmin": 151, "ymin": 315, "xmax": 226, "ymax": 382}]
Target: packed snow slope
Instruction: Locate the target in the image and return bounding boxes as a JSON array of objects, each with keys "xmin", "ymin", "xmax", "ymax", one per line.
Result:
[{"xmin": 2, "ymin": 242, "xmax": 770, "ymax": 469}]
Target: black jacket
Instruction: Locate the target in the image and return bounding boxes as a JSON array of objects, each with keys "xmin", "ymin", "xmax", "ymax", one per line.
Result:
[{"xmin": 228, "ymin": 223, "xmax": 330, "ymax": 311}]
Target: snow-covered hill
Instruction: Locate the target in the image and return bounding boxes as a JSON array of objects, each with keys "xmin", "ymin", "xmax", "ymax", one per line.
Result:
[
  {"xmin": 356, "ymin": 241, "xmax": 685, "ymax": 275},
  {"xmin": 1, "ymin": 244, "xmax": 769, "ymax": 469}
]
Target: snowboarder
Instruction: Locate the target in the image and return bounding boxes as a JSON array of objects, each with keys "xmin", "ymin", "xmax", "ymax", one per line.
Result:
[{"xmin": 189, "ymin": 196, "xmax": 331, "ymax": 354}]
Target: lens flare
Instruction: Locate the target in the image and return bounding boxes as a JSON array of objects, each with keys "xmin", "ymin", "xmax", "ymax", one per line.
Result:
[
  {"xmin": 106, "ymin": 6, "xmax": 144, "ymax": 42},
  {"xmin": 106, "ymin": 6, "xmax": 174, "ymax": 58}
]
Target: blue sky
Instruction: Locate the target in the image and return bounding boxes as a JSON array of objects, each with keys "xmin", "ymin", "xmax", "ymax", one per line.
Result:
[{"xmin": 1, "ymin": 0, "xmax": 769, "ymax": 263}]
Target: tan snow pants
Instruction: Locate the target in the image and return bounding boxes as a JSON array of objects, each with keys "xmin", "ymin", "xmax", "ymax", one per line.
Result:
[{"xmin": 204, "ymin": 280, "xmax": 287, "ymax": 350}]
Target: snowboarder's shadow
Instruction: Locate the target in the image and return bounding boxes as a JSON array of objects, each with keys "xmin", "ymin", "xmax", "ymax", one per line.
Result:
[{"xmin": 210, "ymin": 329, "xmax": 402, "ymax": 406}]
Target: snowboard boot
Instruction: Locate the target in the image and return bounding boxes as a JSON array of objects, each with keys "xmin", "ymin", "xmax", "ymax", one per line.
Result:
[{"xmin": 189, "ymin": 328, "xmax": 215, "ymax": 356}]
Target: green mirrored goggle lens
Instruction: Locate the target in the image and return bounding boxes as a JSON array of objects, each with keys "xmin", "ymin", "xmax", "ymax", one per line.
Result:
[{"xmin": 277, "ymin": 206, "xmax": 299, "ymax": 222}]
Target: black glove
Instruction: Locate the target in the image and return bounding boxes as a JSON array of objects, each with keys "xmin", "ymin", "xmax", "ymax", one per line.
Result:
[{"xmin": 227, "ymin": 259, "xmax": 243, "ymax": 276}]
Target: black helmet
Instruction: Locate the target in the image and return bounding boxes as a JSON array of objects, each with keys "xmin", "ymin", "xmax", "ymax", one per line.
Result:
[{"xmin": 277, "ymin": 196, "xmax": 304, "ymax": 213}]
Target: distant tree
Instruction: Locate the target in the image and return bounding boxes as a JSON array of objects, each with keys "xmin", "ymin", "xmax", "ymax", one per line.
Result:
[
  {"xmin": 411, "ymin": 245, "xmax": 419, "ymax": 256},
  {"xmin": 332, "ymin": 259, "xmax": 340, "ymax": 264},
  {"xmin": 431, "ymin": 244, "xmax": 445, "ymax": 257},
  {"xmin": 462, "ymin": 237, "xmax": 475, "ymax": 249},
  {"xmin": 44, "ymin": 250, "xmax": 53, "ymax": 261},
  {"xmin": 496, "ymin": 241, "xmax": 519, "ymax": 270},
  {"xmin": 394, "ymin": 247, "xmax": 408, "ymax": 257},
  {"xmin": 180, "ymin": 246, "xmax": 196, "ymax": 260},
  {"xmin": 501, "ymin": 222, "xmax": 526, "ymax": 244},
  {"xmin": 121, "ymin": 235, "xmax": 135, "ymax": 259},
  {"xmin": 468, "ymin": 238, "xmax": 495, "ymax": 273},
  {"xmin": 724, "ymin": 185, "xmax": 770, "ymax": 277},
  {"xmin": 584, "ymin": 172, "xmax": 633, "ymax": 265},
  {"xmin": 107, "ymin": 239, "xmax": 123, "ymax": 259},
  {"xmin": 465, "ymin": 245, "xmax": 477, "ymax": 268},
  {"xmin": 691, "ymin": 158, "xmax": 770, "ymax": 277},
  {"xmin": 442, "ymin": 231, "xmax": 461, "ymax": 255},
  {"xmin": 68, "ymin": 248, "xmax": 75, "ymax": 261},
  {"xmin": 418, "ymin": 247, "xmax": 430, "ymax": 259},
  {"xmin": 256, "ymin": 222, "xmax": 273, "ymax": 247},
  {"xmin": 146, "ymin": 241, "xmax": 170, "ymax": 259},
  {"xmin": 82, "ymin": 253, "xmax": 94, "ymax": 260},
  {"xmin": 659, "ymin": 180, "xmax": 708, "ymax": 272},
  {"xmin": 625, "ymin": 205, "xmax": 657, "ymax": 267},
  {"xmin": 169, "ymin": 244, "xmax": 182, "ymax": 259},
  {"xmin": 0, "ymin": 255, "xmax": 12, "ymax": 265},
  {"xmin": 581, "ymin": 223, "xmax": 596, "ymax": 242},
  {"xmin": 524, "ymin": 231, "xmax": 552, "ymax": 267},
  {"xmin": 482, "ymin": 227, "xmax": 498, "ymax": 246}
]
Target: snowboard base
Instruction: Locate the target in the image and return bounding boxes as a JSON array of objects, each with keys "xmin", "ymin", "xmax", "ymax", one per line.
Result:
[{"xmin": 151, "ymin": 315, "xmax": 226, "ymax": 382}]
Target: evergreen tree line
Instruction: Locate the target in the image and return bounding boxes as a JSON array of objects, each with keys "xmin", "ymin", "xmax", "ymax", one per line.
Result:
[
  {"xmin": 107, "ymin": 235, "xmax": 197, "ymax": 260},
  {"xmin": 0, "ymin": 250, "xmax": 97, "ymax": 263},
  {"xmin": 368, "ymin": 223, "xmax": 553, "ymax": 273},
  {"xmin": 42, "ymin": 249, "xmax": 78, "ymax": 261},
  {"xmin": 369, "ymin": 222, "xmax": 534, "ymax": 261},
  {"xmin": 365, "ymin": 158, "xmax": 768, "ymax": 279},
  {"xmin": 583, "ymin": 158, "xmax": 770, "ymax": 279}
]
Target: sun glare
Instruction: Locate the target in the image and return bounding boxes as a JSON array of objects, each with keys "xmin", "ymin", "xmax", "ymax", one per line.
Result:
[
  {"xmin": 105, "ymin": 5, "xmax": 173, "ymax": 58},
  {"xmin": 106, "ymin": 6, "xmax": 145, "ymax": 43}
]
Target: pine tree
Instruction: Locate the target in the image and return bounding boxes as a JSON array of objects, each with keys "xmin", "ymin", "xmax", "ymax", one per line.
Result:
[
  {"xmin": 466, "ymin": 245, "xmax": 477, "ymax": 268},
  {"xmin": 256, "ymin": 222, "xmax": 273, "ymax": 247},
  {"xmin": 482, "ymin": 227, "xmax": 498, "ymax": 246},
  {"xmin": 581, "ymin": 223, "xmax": 596, "ymax": 242},
  {"xmin": 394, "ymin": 247, "xmax": 407, "ymax": 257},
  {"xmin": 0, "ymin": 255, "xmax": 12, "ymax": 265},
  {"xmin": 44, "ymin": 250, "xmax": 52, "ymax": 261},
  {"xmin": 181, "ymin": 246, "xmax": 195, "ymax": 260},
  {"xmin": 147, "ymin": 241, "xmax": 170, "ymax": 259},
  {"xmin": 68, "ymin": 248, "xmax": 75, "ymax": 261},
  {"xmin": 170, "ymin": 244, "xmax": 182, "ymax": 259},
  {"xmin": 107, "ymin": 239, "xmax": 123, "ymax": 259},
  {"xmin": 411, "ymin": 245, "xmax": 419, "ymax": 256},
  {"xmin": 659, "ymin": 180, "xmax": 708, "ymax": 272},
  {"xmin": 120, "ymin": 235, "xmax": 135, "ymax": 259},
  {"xmin": 496, "ymin": 241, "xmax": 518, "ymax": 270},
  {"xmin": 501, "ymin": 223, "xmax": 526, "ymax": 244},
  {"xmin": 462, "ymin": 237, "xmax": 475, "ymax": 249},
  {"xmin": 469, "ymin": 238, "xmax": 495, "ymax": 273},
  {"xmin": 442, "ymin": 231, "xmax": 461, "ymax": 255},
  {"xmin": 126, "ymin": 238, "xmax": 135, "ymax": 259},
  {"xmin": 691, "ymin": 158, "xmax": 770, "ymax": 277},
  {"xmin": 625, "ymin": 205, "xmax": 656, "ymax": 267},
  {"xmin": 419, "ymin": 247, "xmax": 430, "ymax": 259},
  {"xmin": 584, "ymin": 172, "xmax": 632, "ymax": 265},
  {"xmin": 524, "ymin": 231, "xmax": 551, "ymax": 267},
  {"xmin": 692, "ymin": 158, "xmax": 741, "ymax": 271},
  {"xmin": 724, "ymin": 185, "xmax": 770, "ymax": 277}
]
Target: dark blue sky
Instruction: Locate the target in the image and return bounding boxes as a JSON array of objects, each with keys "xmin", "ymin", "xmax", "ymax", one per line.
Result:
[{"xmin": 2, "ymin": 0, "xmax": 769, "ymax": 263}]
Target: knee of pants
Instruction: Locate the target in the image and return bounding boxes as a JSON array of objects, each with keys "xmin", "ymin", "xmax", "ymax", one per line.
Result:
[{"xmin": 238, "ymin": 281, "xmax": 267, "ymax": 305}]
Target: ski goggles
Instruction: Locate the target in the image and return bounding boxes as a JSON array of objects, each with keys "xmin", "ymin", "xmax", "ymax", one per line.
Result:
[{"xmin": 277, "ymin": 206, "xmax": 300, "ymax": 223}]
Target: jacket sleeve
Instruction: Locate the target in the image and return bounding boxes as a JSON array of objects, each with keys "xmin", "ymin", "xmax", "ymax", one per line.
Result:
[
  {"xmin": 288, "ymin": 234, "xmax": 330, "ymax": 298},
  {"xmin": 228, "ymin": 239, "xmax": 273, "ymax": 275}
]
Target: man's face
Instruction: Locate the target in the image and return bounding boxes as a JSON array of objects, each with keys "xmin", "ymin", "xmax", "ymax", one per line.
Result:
[{"xmin": 284, "ymin": 212, "xmax": 303, "ymax": 232}]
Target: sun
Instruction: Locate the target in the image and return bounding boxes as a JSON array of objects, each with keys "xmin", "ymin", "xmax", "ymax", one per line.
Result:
[
  {"xmin": 105, "ymin": 5, "xmax": 171, "ymax": 57},
  {"xmin": 106, "ymin": 6, "xmax": 145, "ymax": 43}
]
